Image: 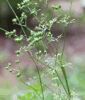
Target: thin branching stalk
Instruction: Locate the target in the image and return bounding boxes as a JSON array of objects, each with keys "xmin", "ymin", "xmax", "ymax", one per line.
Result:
[
  {"xmin": 6, "ymin": 1, "xmax": 44, "ymax": 99},
  {"xmin": 26, "ymin": 50, "xmax": 68, "ymax": 97},
  {"xmin": 30, "ymin": 53, "xmax": 69, "ymax": 96},
  {"xmin": 18, "ymin": 78, "xmax": 43, "ymax": 99},
  {"xmin": 60, "ymin": 27, "xmax": 71, "ymax": 99},
  {"xmin": 6, "ymin": 0, "xmax": 27, "ymax": 39},
  {"xmin": 59, "ymin": 3, "xmax": 73, "ymax": 97},
  {"xmin": 60, "ymin": 63, "xmax": 71, "ymax": 99},
  {"xmin": 27, "ymin": 51, "xmax": 44, "ymax": 100},
  {"xmin": 0, "ymin": 27, "xmax": 8, "ymax": 32},
  {"xmin": 4, "ymin": 0, "xmax": 72, "ymax": 99}
]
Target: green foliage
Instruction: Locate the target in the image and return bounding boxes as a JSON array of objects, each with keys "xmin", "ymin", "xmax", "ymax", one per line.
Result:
[{"xmin": 0, "ymin": 0, "xmax": 76, "ymax": 100}]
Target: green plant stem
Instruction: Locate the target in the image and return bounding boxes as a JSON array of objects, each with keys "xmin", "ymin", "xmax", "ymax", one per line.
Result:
[
  {"xmin": 60, "ymin": 64, "xmax": 71, "ymax": 99},
  {"xmin": 30, "ymin": 53, "xmax": 69, "ymax": 96},
  {"xmin": 0, "ymin": 27, "xmax": 8, "ymax": 32},
  {"xmin": 19, "ymin": 78, "xmax": 42, "ymax": 99},
  {"xmin": 60, "ymin": 28, "xmax": 71, "ymax": 99},
  {"xmin": 27, "ymin": 51, "xmax": 44, "ymax": 100},
  {"xmin": 6, "ymin": 0, "xmax": 27, "ymax": 38},
  {"xmin": 5, "ymin": 1, "xmax": 44, "ymax": 99}
]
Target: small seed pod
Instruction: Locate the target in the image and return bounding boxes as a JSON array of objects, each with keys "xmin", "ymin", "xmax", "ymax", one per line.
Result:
[
  {"xmin": 9, "ymin": 69, "xmax": 13, "ymax": 73},
  {"xmin": 8, "ymin": 63, "xmax": 12, "ymax": 66},
  {"xmin": 16, "ymin": 72, "xmax": 21, "ymax": 77},
  {"xmin": 5, "ymin": 66, "xmax": 9, "ymax": 70},
  {"xmin": 16, "ymin": 50, "xmax": 21, "ymax": 56},
  {"xmin": 15, "ymin": 59, "xmax": 20, "ymax": 64},
  {"xmin": 14, "ymin": 35, "xmax": 24, "ymax": 43}
]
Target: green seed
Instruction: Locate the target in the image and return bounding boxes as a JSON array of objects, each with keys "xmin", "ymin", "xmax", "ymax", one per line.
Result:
[
  {"xmin": 8, "ymin": 63, "xmax": 12, "ymax": 66},
  {"xmin": 15, "ymin": 60, "xmax": 20, "ymax": 64},
  {"xmin": 16, "ymin": 50, "xmax": 20, "ymax": 56},
  {"xmin": 16, "ymin": 72, "xmax": 21, "ymax": 77},
  {"xmin": 5, "ymin": 67, "xmax": 9, "ymax": 70},
  {"xmin": 9, "ymin": 69, "xmax": 13, "ymax": 72}
]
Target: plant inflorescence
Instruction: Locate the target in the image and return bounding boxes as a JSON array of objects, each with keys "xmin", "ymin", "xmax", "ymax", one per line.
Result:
[{"xmin": 0, "ymin": 0, "xmax": 75, "ymax": 100}]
